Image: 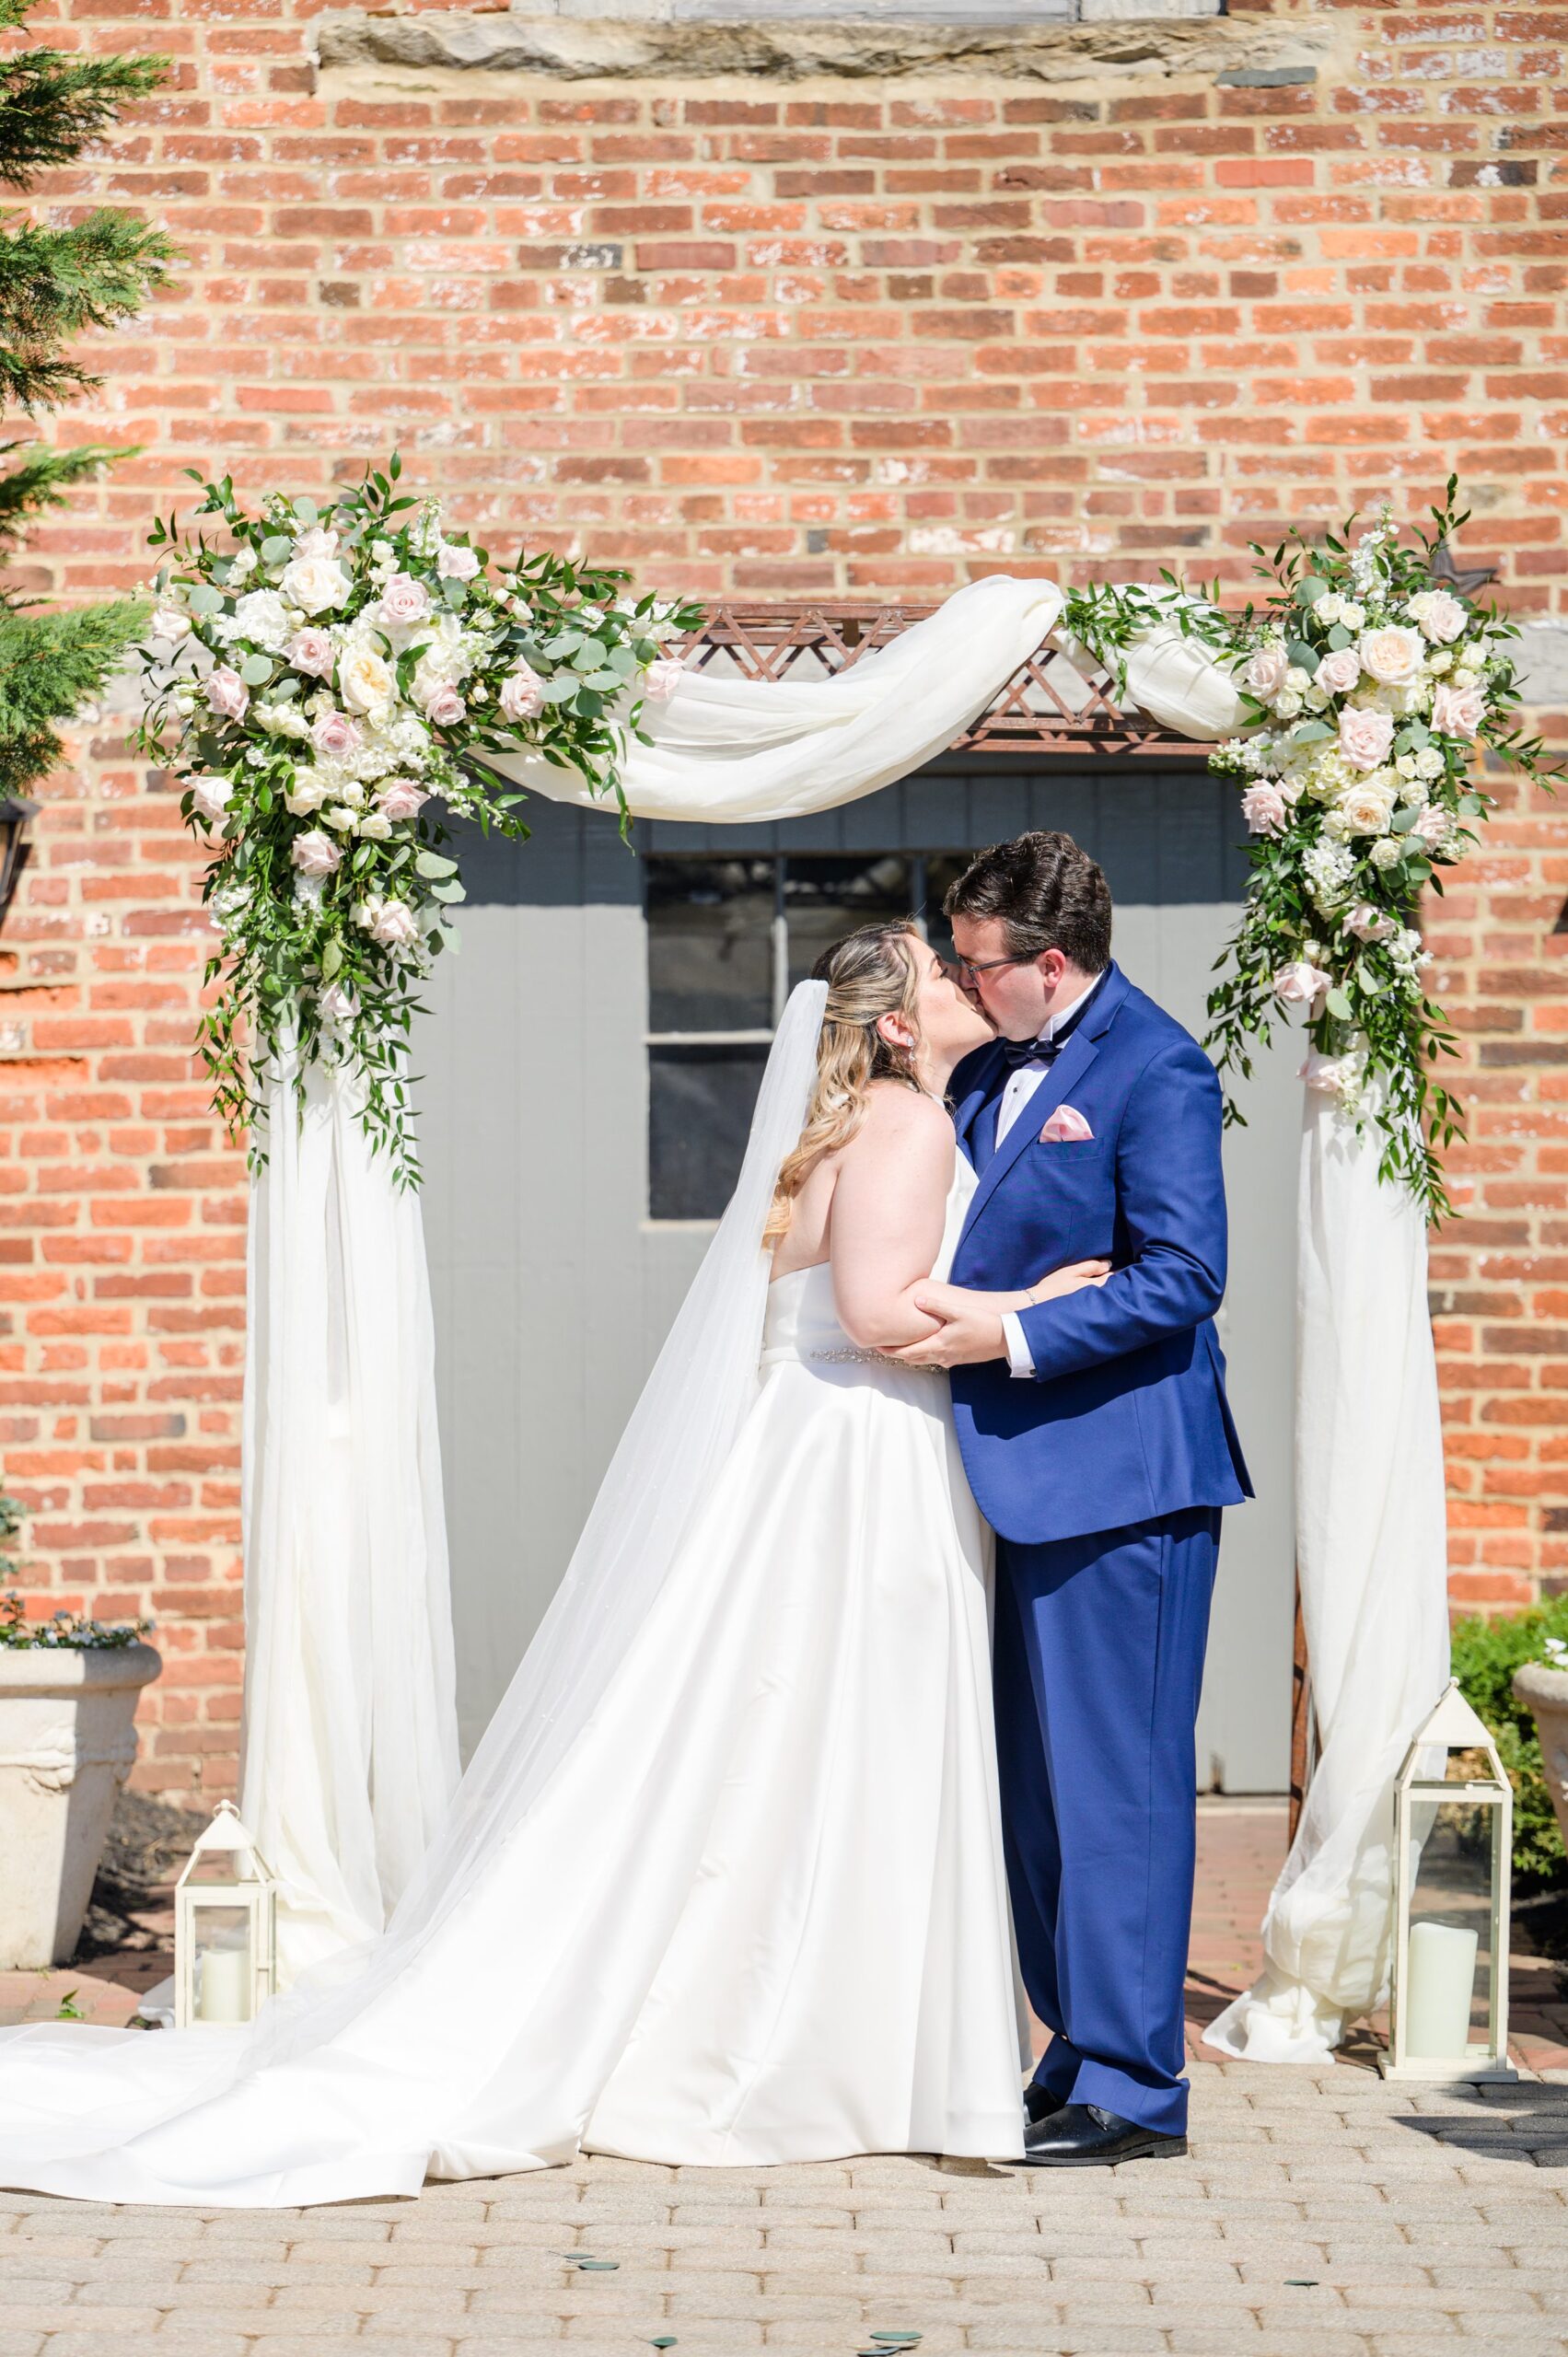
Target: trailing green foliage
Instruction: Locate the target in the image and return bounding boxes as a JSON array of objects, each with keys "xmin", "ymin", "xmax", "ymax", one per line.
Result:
[{"xmin": 1450, "ymin": 1596, "xmax": 1568, "ymax": 1887}]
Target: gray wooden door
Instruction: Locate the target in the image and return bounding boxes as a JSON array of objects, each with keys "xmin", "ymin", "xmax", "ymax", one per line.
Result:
[{"xmin": 412, "ymin": 761, "xmax": 1296, "ymax": 1789}]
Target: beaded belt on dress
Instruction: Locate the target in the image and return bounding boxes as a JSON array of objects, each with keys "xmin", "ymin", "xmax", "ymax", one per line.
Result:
[{"xmin": 759, "ymin": 1342, "xmax": 945, "ymax": 1373}]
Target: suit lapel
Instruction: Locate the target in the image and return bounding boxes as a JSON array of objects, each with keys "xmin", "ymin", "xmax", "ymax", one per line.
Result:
[
  {"xmin": 958, "ymin": 961, "xmax": 1132, "ymax": 1236},
  {"xmin": 953, "ymin": 1044, "xmax": 1006, "ymax": 1173}
]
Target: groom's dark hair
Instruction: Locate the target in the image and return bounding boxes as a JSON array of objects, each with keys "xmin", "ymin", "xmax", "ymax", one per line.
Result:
[{"xmin": 944, "ymin": 830, "xmax": 1112, "ymax": 973}]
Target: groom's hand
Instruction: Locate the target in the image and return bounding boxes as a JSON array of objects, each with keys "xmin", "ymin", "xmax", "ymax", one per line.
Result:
[{"xmin": 889, "ymin": 1296, "xmax": 1007, "ymax": 1368}]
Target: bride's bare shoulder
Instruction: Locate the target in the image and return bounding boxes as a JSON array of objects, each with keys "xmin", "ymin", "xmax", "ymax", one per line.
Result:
[{"xmin": 851, "ymin": 1082, "xmax": 956, "ymax": 1152}]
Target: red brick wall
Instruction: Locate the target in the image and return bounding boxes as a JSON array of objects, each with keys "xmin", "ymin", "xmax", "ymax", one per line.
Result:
[{"xmin": 3, "ymin": 0, "xmax": 1563, "ymax": 1800}]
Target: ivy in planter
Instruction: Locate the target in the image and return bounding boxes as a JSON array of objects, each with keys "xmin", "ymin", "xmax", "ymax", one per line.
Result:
[
  {"xmin": 1450, "ymin": 1594, "xmax": 1568, "ymax": 1887},
  {"xmin": 0, "ymin": 1490, "xmax": 152, "ymax": 1649}
]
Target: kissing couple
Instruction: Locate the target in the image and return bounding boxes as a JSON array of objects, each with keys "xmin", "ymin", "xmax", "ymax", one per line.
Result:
[{"xmin": 0, "ymin": 829, "xmax": 1251, "ymax": 2207}]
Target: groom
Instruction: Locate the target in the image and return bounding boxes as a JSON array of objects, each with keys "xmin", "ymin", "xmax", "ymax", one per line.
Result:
[{"xmin": 893, "ymin": 830, "xmax": 1252, "ymax": 2166}]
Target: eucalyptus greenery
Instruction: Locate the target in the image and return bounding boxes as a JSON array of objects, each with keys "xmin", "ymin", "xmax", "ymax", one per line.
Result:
[
  {"xmin": 1063, "ymin": 482, "xmax": 1558, "ymax": 1222},
  {"xmin": 133, "ymin": 456, "xmax": 703, "ymax": 1188}
]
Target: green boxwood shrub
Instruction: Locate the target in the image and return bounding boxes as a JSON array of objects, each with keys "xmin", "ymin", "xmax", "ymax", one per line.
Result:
[{"xmin": 1450, "ymin": 1596, "xmax": 1568, "ymax": 1887}]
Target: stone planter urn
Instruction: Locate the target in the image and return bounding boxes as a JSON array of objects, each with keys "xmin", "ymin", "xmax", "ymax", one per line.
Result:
[
  {"xmin": 0, "ymin": 1642, "xmax": 163, "ymax": 1968},
  {"xmin": 1513, "ymin": 1661, "xmax": 1568, "ymax": 1855}
]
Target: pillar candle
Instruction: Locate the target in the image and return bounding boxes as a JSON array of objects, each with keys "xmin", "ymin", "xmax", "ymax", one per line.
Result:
[
  {"xmin": 197, "ymin": 1944, "xmax": 252, "ymax": 2025},
  {"xmin": 1404, "ymin": 1920, "xmax": 1479, "ymax": 2061}
]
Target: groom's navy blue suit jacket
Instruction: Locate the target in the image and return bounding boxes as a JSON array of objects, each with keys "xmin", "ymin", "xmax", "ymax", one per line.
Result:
[{"xmin": 947, "ymin": 960, "xmax": 1253, "ymax": 1546}]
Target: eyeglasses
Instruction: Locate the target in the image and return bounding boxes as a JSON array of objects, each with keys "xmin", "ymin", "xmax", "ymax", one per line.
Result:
[{"xmin": 952, "ymin": 951, "xmax": 1038, "ymax": 981}]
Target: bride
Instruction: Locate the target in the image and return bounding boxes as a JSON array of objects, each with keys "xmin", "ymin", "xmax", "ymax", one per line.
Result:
[{"xmin": 0, "ymin": 922, "xmax": 1107, "ymax": 2207}]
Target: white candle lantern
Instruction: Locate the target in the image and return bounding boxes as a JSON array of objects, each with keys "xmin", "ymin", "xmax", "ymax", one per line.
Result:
[
  {"xmin": 1383, "ymin": 1678, "xmax": 1516, "ymax": 2084},
  {"xmin": 173, "ymin": 1799, "xmax": 278, "ymax": 2030}
]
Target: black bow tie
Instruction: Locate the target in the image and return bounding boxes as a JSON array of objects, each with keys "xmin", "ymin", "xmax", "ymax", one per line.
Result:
[{"xmin": 998, "ymin": 1032, "xmax": 1063, "ymax": 1074}]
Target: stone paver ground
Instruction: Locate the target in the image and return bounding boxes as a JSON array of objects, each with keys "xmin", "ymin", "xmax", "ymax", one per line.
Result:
[{"xmin": 2, "ymin": 1800, "xmax": 1566, "ymax": 2357}]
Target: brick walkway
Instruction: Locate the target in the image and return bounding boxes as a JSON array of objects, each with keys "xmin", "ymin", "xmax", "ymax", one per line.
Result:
[{"xmin": 2, "ymin": 1801, "xmax": 1566, "ymax": 2357}]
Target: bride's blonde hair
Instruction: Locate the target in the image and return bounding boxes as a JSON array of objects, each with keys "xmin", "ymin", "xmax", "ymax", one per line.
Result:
[{"xmin": 764, "ymin": 921, "xmax": 925, "ymax": 1245}]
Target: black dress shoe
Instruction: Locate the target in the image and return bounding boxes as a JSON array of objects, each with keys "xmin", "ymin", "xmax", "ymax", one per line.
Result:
[
  {"xmin": 1019, "ymin": 2101, "xmax": 1187, "ymax": 2167},
  {"xmin": 1023, "ymin": 2080, "xmax": 1067, "ymax": 2125}
]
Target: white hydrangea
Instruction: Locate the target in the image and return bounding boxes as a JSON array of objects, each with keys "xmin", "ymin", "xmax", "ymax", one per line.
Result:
[{"xmin": 1302, "ymin": 838, "xmax": 1356, "ymax": 909}]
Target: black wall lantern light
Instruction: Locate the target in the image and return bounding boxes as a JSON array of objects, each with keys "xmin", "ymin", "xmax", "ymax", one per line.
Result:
[{"xmin": 0, "ymin": 796, "xmax": 38, "ymax": 935}]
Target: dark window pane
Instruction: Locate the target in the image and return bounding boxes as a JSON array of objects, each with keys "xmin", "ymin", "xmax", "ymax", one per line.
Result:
[
  {"xmin": 649, "ymin": 1044, "xmax": 770, "ymax": 1220},
  {"xmin": 919, "ymin": 853, "xmax": 970, "ymax": 966},
  {"xmin": 647, "ymin": 856, "xmax": 776, "ymax": 1032},
  {"xmin": 784, "ymin": 854, "xmax": 912, "ymax": 990}
]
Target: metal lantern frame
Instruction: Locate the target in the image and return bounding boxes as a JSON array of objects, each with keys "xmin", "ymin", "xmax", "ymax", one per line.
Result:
[
  {"xmin": 1383, "ymin": 1677, "xmax": 1516, "ymax": 2085},
  {"xmin": 173, "ymin": 1797, "xmax": 278, "ymax": 2029}
]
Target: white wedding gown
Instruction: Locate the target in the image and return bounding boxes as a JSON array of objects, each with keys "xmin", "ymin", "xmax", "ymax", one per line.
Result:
[{"xmin": 0, "ymin": 1151, "xmax": 1027, "ymax": 2206}]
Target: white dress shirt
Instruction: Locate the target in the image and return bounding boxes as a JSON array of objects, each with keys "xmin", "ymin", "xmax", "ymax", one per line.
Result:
[{"xmin": 990, "ymin": 970, "xmax": 1105, "ymax": 1379}]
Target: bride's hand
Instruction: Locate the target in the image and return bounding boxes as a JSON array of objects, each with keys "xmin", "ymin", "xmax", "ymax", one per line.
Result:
[{"xmin": 1028, "ymin": 1257, "xmax": 1111, "ymax": 1304}]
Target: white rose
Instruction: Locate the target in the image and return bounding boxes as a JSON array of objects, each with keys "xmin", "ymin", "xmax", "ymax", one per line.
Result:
[
  {"xmin": 436, "ymin": 542, "xmax": 481, "ymax": 581},
  {"xmin": 285, "ymin": 773, "xmax": 329, "ymax": 816},
  {"xmin": 323, "ymin": 805, "xmax": 360, "ymax": 833},
  {"xmin": 290, "ymin": 828, "xmax": 341, "ymax": 878},
  {"xmin": 1370, "ymin": 837, "xmax": 1403, "ymax": 870},
  {"xmin": 278, "ymin": 552, "xmax": 353, "ymax": 615},
  {"xmin": 150, "ymin": 605, "xmax": 192, "ymax": 645},
  {"xmin": 318, "ymin": 980, "xmax": 359, "ymax": 1024},
  {"xmin": 226, "ymin": 545, "xmax": 257, "ymax": 584},
  {"xmin": 1315, "ymin": 594, "xmax": 1345, "ymax": 625},
  {"xmin": 1357, "ymin": 624, "xmax": 1425, "ymax": 687},
  {"xmin": 357, "ymin": 810, "xmax": 393, "ymax": 841},
  {"xmin": 1340, "ymin": 601, "xmax": 1365, "ymax": 630},
  {"xmin": 1272, "ymin": 690, "xmax": 1303, "ymax": 721},
  {"xmin": 339, "ymin": 644, "xmax": 396, "ymax": 718}
]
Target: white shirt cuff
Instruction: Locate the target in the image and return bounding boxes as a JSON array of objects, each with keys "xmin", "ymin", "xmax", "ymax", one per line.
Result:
[{"xmin": 1002, "ymin": 1309, "xmax": 1035, "ymax": 1379}]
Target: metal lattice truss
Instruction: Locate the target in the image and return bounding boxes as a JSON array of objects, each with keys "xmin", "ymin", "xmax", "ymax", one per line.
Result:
[{"xmin": 681, "ymin": 600, "xmax": 1209, "ymax": 761}]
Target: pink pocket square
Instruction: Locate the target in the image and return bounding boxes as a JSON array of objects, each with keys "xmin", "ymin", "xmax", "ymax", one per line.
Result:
[{"xmin": 1040, "ymin": 1105, "xmax": 1095, "ymax": 1143}]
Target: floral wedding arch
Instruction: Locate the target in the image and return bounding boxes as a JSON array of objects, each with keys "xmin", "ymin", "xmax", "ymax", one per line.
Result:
[{"xmin": 136, "ymin": 463, "xmax": 1553, "ymax": 2061}]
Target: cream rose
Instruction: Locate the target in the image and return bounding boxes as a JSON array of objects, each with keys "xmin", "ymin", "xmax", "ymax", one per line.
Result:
[
  {"xmin": 1337, "ymin": 705, "xmax": 1395, "ymax": 772},
  {"xmin": 1430, "ymin": 680, "xmax": 1485, "ymax": 740},
  {"xmin": 338, "ymin": 645, "xmax": 396, "ymax": 718},
  {"xmin": 1337, "ymin": 778, "xmax": 1397, "ymax": 836},
  {"xmin": 1357, "ymin": 624, "xmax": 1425, "ymax": 687},
  {"xmin": 285, "ymin": 773, "xmax": 329, "ymax": 816}
]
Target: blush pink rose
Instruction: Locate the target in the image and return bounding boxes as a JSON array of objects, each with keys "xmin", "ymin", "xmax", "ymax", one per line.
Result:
[
  {"xmin": 1412, "ymin": 802, "xmax": 1455, "ymax": 849},
  {"xmin": 1274, "ymin": 958, "xmax": 1331, "ymax": 1010},
  {"xmin": 287, "ymin": 627, "xmax": 335, "ymax": 679},
  {"xmin": 377, "ymin": 572, "xmax": 432, "ymax": 628},
  {"xmin": 310, "ymin": 708, "xmax": 362, "ymax": 759},
  {"xmin": 375, "ymin": 777, "xmax": 430, "ymax": 822},
  {"xmin": 1315, "ymin": 645, "xmax": 1362, "ymax": 698},
  {"xmin": 436, "ymin": 542, "xmax": 481, "ymax": 581},
  {"xmin": 424, "ymin": 683, "xmax": 466, "ymax": 728},
  {"xmin": 188, "ymin": 774, "xmax": 233, "ymax": 829},
  {"xmin": 1342, "ymin": 902, "xmax": 1394, "ymax": 943},
  {"xmin": 1241, "ymin": 784, "xmax": 1288, "ymax": 836},
  {"xmin": 205, "ymin": 666, "xmax": 250, "ymax": 722},
  {"xmin": 1245, "ymin": 644, "xmax": 1288, "ymax": 702},
  {"xmin": 1338, "ymin": 705, "xmax": 1395, "ymax": 772},
  {"xmin": 1430, "ymin": 680, "xmax": 1486, "ymax": 740},
  {"xmin": 642, "ymin": 656, "xmax": 685, "ymax": 704},
  {"xmin": 498, "ymin": 663, "xmax": 546, "ymax": 723},
  {"xmin": 367, "ymin": 899, "xmax": 421, "ymax": 951},
  {"xmin": 290, "ymin": 828, "xmax": 341, "ymax": 878}
]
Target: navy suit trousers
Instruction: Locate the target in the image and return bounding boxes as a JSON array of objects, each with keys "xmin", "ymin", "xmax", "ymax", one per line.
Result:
[{"xmin": 993, "ymin": 1504, "xmax": 1221, "ymax": 2137}]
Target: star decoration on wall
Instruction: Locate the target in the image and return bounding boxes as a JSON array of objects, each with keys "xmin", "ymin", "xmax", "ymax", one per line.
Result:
[{"xmin": 1430, "ymin": 542, "xmax": 1499, "ymax": 598}]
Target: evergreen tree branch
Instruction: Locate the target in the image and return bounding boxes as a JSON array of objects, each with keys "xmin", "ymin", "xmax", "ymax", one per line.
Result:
[
  {"xmin": 0, "ymin": 596, "xmax": 148, "ymax": 797},
  {"xmin": 0, "ymin": 435, "xmax": 134, "ymax": 579},
  {"xmin": 0, "ymin": 208, "xmax": 173, "ymax": 410},
  {"xmin": 0, "ymin": 3, "xmax": 169, "ymax": 188}
]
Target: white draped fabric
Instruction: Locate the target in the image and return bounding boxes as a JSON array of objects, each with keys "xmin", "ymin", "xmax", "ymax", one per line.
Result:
[
  {"xmin": 1204, "ymin": 1076, "xmax": 1451, "ymax": 2062},
  {"xmin": 230, "ymin": 569, "xmax": 1446, "ymax": 2068},
  {"xmin": 239, "ymin": 1040, "xmax": 461, "ymax": 1982}
]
